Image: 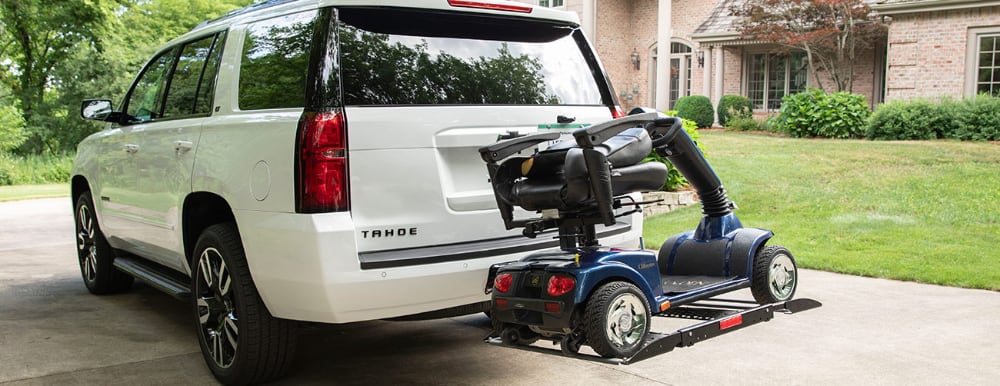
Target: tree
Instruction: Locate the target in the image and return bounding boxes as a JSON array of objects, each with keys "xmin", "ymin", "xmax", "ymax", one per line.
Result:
[
  {"xmin": 0, "ymin": 0, "xmax": 111, "ymax": 148},
  {"xmin": 0, "ymin": 0, "xmax": 254, "ymax": 154},
  {"xmin": 731, "ymin": 0, "xmax": 887, "ymax": 92}
]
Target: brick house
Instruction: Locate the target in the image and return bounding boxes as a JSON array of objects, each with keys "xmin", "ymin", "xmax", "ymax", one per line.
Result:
[
  {"xmin": 518, "ymin": 0, "xmax": 886, "ymax": 123},
  {"xmin": 872, "ymin": 0, "xmax": 1000, "ymax": 100}
]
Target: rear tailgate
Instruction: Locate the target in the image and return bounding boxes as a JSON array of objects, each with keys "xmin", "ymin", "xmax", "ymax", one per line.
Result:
[
  {"xmin": 347, "ymin": 106, "xmax": 631, "ymax": 264},
  {"xmin": 334, "ymin": 6, "xmax": 631, "ymax": 267}
]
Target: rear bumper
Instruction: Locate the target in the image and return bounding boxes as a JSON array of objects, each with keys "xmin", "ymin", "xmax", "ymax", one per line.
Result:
[{"xmin": 234, "ymin": 209, "xmax": 642, "ymax": 324}]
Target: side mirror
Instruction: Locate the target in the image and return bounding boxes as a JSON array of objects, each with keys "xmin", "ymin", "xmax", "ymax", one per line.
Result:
[{"xmin": 81, "ymin": 99, "xmax": 114, "ymax": 121}]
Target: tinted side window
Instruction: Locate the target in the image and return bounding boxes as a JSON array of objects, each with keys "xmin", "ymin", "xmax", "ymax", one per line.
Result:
[
  {"xmin": 196, "ymin": 33, "xmax": 226, "ymax": 114},
  {"xmin": 239, "ymin": 11, "xmax": 316, "ymax": 110},
  {"xmin": 126, "ymin": 51, "xmax": 175, "ymax": 122},
  {"xmin": 163, "ymin": 34, "xmax": 221, "ymax": 117},
  {"xmin": 337, "ymin": 8, "xmax": 603, "ymax": 106}
]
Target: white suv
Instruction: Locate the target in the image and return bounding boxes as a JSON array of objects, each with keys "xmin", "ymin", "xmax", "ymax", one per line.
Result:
[{"xmin": 73, "ymin": 0, "xmax": 641, "ymax": 383}]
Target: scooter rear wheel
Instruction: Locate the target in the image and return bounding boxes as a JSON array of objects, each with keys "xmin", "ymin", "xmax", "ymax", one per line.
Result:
[{"xmin": 583, "ymin": 281, "xmax": 650, "ymax": 358}]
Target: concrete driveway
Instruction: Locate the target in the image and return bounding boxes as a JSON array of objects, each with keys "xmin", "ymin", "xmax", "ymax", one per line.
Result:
[{"xmin": 2, "ymin": 197, "xmax": 998, "ymax": 385}]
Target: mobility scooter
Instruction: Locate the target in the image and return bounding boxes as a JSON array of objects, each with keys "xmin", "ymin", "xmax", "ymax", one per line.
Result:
[{"xmin": 479, "ymin": 111, "xmax": 820, "ymax": 363}]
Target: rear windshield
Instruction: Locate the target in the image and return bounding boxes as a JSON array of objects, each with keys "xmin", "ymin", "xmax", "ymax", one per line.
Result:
[{"xmin": 337, "ymin": 8, "xmax": 604, "ymax": 106}]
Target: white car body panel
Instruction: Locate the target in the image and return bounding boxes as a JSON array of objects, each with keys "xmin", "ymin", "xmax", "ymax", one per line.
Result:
[{"xmin": 72, "ymin": 0, "xmax": 642, "ymax": 323}]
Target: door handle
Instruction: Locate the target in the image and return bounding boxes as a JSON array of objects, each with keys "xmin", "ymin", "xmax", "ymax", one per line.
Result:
[
  {"xmin": 174, "ymin": 140, "xmax": 193, "ymax": 153},
  {"xmin": 124, "ymin": 144, "xmax": 139, "ymax": 154}
]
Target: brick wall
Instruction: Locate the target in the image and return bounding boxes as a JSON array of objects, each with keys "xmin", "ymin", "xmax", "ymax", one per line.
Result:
[
  {"xmin": 592, "ymin": 0, "xmax": 724, "ymax": 110},
  {"xmin": 885, "ymin": 6, "xmax": 1000, "ymax": 101},
  {"xmin": 674, "ymin": 0, "xmax": 719, "ymax": 99}
]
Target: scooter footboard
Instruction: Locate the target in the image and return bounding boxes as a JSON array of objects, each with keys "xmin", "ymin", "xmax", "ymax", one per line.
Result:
[{"xmin": 623, "ymin": 298, "xmax": 822, "ymax": 364}]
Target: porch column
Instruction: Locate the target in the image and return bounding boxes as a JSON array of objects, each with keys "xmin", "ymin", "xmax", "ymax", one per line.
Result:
[
  {"xmin": 713, "ymin": 45, "xmax": 724, "ymax": 120},
  {"xmin": 702, "ymin": 46, "xmax": 712, "ymax": 100},
  {"xmin": 582, "ymin": 0, "xmax": 596, "ymax": 41},
  {"xmin": 655, "ymin": 0, "xmax": 672, "ymax": 111}
]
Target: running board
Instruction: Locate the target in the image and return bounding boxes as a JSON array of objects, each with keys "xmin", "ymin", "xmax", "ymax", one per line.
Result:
[
  {"xmin": 113, "ymin": 256, "xmax": 191, "ymax": 300},
  {"xmin": 623, "ymin": 298, "xmax": 822, "ymax": 364}
]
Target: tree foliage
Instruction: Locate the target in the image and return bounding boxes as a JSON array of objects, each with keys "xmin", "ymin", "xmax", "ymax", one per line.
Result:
[
  {"xmin": 731, "ymin": 0, "xmax": 887, "ymax": 92},
  {"xmin": 0, "ymin": 0, "xmax": 254, "ymax": 154}
]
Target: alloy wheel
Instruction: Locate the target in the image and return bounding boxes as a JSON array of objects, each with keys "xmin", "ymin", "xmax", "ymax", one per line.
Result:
[
  {"xmin": 76, "ymin": 204, "xmax": 98, "ymax": 282},
  {"xmin": 196, "ymin": 247, "xmax": 238, "ymax": 369}
]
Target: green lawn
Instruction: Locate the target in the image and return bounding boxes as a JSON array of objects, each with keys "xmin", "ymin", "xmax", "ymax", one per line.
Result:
[
  {"xmin": 0, "ymin": 183, "xmax": 69, "ymax": 202},
  {"xmin": 644, "ymin": 131, "xmax": 1000, "ymax": 290}
]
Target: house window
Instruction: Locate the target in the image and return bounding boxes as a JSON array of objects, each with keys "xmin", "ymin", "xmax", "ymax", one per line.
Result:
[
  {"xmin": 539, "ymin": 0, "xmax": 564, "ymax": 7},
  {"xmin": 746, "ymin": 52, "xmax": 808, "ymax": 110},
  {"xmin": 975, "ymin": 34, "xmax": 1000, "ymax": 96},
  {"xmin": 669, "ymin": 42, "xmax": 693, "ymax": 110}
]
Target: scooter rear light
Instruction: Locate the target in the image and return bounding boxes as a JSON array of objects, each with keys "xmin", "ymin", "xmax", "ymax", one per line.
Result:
[
  {"xmin": 494, "ymin": 273, "xmax": 513, "ymax": 293},
  {"xmin": 547, "ymin": 275, "xmax": 576, "ymax": 297}
]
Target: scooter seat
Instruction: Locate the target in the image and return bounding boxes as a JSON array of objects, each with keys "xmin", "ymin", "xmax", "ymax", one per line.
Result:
[{"xmin": 500, "ymin": 127, "xmax": 668, "ymax": 211}]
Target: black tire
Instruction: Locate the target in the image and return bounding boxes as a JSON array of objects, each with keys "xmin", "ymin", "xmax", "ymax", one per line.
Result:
[
  {"xmin": 74, "ymin": 192, "xmax": 133, "ymax": 294},
  {"xmin": 583, "ymin": 281, "xmax": 650, "ymax": 358},
  {"xmin": 560, "ymin": 333, "xmax": 583, "ymax": 355},
  {"xmin": 192, "ymin": 223, "xmax": 297, "ymax": 385},
  {"xmin": 751, "ymin": 245, "xmax": 798, "ymax": 304},
  {"xmin": 499, "ymin": 325, "xmax": 539, "ymax": 346}
]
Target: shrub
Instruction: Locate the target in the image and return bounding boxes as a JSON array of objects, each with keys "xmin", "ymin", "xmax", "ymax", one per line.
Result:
[
  {"xmin": 674, "ymin": 95, "xmax": 715, "ymax": 128},
  {"xmin": 866, "ymin": 99, "xmax": 960, "ymax": 140},
  {"xmin": 644, "ymin": 111, "xmax": 704, "ymax": 191},
  {"xmin": 777, "ymin": 89, "xmax": 869, "ymax": 139},
  {"xmin": 955, "ymin": 94, "xmax": 1000, "ymax": 141},
  {"xmin": 717, "ymin": 95, "xmax": 753, "ymax": 127},
  {"xmin": 725, "ymin": 116, "xmax": 762, "ymax": 132},
  {"xmin": 0, "ymin": 105, "xmax": 27, "ymax": 153},
  {"xmin": 0, "ymin": 152, "xmax": 73, "ymax": 186},
  {"xmin": 762, "ymin": 115, "xmax": 784, "ymax": 133}
]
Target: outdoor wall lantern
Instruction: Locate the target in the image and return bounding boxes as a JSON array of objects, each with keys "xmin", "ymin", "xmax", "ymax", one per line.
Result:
[
  {"xmin": 696, "ymin": 48, "xmax": 704, "ymax": 67},
  {"xmin": 630, "ymin": 49, "xmax": 640, "ymax": 71}
]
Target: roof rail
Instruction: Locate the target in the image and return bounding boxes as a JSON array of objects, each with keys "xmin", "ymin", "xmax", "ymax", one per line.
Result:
[{"xmin": 196, "ymin": 0, "xmax": 300, "ymax": 28}]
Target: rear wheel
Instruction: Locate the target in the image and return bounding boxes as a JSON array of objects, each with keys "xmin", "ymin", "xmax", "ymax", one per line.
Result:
[
  {"xmin": 751, "ymin": 245, "xmax": 798, "ymax": 304},
  {"xmin": 74, "ymin": 192, "xmax": 133, "ymax": 294},
  {"xmin": 583, "ymin": 281, "xmax": 650, "ymax": 358},
  {"xmin": 192, "ymin": 223, "xmax": 297, "ymax": 385}
]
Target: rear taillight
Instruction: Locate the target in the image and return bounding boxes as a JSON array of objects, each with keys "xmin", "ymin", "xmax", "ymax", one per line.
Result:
[
  {"xmin": 494, "ymin": 273, "xmax": 513, "ymax": 293},
  {"xmin": 297, "ymin": 110, "xmax": 349, "ymax": 213},
  {"xmin": 448, "ymin": 0, "xmax": 532, "ymax": 13},
  {"xmin": 547, "ymin": 275, "xmax": 576, "ymax": 297},
  {"xmin": 610, "ymin": 105, "xmax": 626, "ymax": 119}
]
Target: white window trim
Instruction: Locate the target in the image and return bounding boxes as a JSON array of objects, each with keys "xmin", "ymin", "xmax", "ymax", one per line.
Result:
[
  {"xmin": 742, "ymin": 50, "xmax": 807, "ymax": 112},
  {"xmin": 965, "ymin": 26, "xmax": 1000, "ymax": 97},
  {"xmin": 538, "ymin": 0, "xmax": 566, "ymax": 8}
]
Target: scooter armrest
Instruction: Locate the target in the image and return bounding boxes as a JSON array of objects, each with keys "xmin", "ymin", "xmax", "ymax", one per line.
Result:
[{"xmin": 479, "ymin": 132, "xmax": 561, "ymax": 163}]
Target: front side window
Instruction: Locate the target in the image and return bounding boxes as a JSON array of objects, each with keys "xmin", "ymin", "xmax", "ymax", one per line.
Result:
[
  {"xmin": 746, "ymin": 51, "xmax": 808, "ymax": 110},
  {"xmin": 238, "ymin": 10, "xmax": 317, "ymax": 110},
  {"xmin": 337, "ymin": 8, "xmax": 603, "ymax": 106},
  {"xmin": 125, "ymin": 52, "xmax": 175, "ymax": 122}
]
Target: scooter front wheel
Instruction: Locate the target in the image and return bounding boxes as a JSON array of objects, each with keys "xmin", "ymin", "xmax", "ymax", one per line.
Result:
[{"xmin": 751, "ymin": 245, "xmax": 798, "ymax": 304}]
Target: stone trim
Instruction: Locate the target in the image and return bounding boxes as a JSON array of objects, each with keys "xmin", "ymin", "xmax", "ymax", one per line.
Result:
[{"xmin": 641, "ymin": 191, "xmax": 698, "ymax": 217}]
